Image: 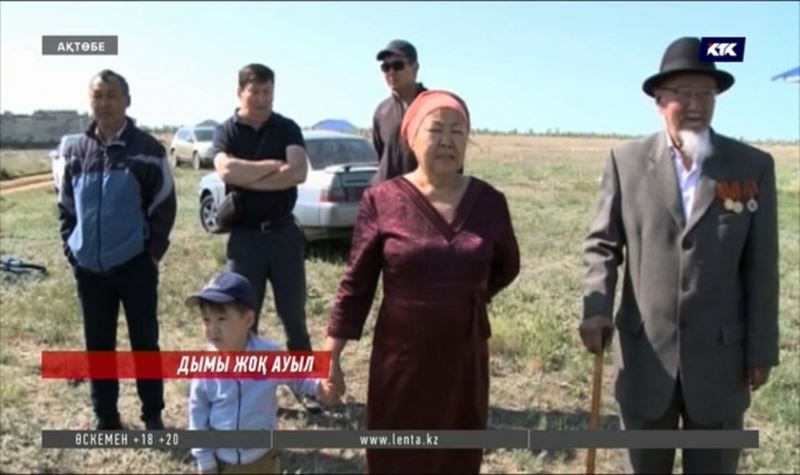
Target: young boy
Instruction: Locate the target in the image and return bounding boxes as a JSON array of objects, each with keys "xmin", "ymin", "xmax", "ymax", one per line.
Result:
[{"xmin": 186, "ymin": 271, "xmax": 338, "ymax": 474}]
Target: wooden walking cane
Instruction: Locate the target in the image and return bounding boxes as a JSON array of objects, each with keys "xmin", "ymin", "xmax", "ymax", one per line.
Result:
[{"xmin": 586, "ymin": 329, "xmax": 609, "ymax": 475}]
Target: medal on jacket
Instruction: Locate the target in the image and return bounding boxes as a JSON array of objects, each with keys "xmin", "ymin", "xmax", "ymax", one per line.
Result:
[
  {"xmin": 717, "ymin": 180, "xmax": 758, "ymax": 214},
  {"xmin": 724, "ymin": 198, "xmax": 735, "ymax": 211},
  {"xmin": 743, "ymin": 180, "xmax": 759, "ymax": 213},
  {"xmin": 718, "ymin": 182, "xmax": 741, "ymax": 213}
]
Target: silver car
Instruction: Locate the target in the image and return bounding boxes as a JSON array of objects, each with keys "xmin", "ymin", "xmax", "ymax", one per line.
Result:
[
  {"xmin": 169, "ymin": 126, "xmax": 216, "ymax": 169},
  {"xmin": 198, "ymin": 130, "xmax": 378, "ymax": 242},
  {"xmin": 49, "ymin": 133, "xmax": 83, "ymax": 192}
]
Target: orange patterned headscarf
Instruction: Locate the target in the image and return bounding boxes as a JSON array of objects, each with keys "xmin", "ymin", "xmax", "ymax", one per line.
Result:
[{"xmin": 400, "ymin": 90, "xmax": 470, "ymax": 146}]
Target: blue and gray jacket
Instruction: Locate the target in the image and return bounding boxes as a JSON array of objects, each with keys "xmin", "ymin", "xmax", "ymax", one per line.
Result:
[{"xmin": 57, "ymin": 118, "xmax": 177, "ymax": 273}]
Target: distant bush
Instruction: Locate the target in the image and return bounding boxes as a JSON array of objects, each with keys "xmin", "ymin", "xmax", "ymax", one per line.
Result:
[
  {"xmin": 0, "ymin": 141, "xmax": 59, "ymax": 150},
  {"xmin": 141, "ymin": 125, "xmax": 178, "ymax": 135}
]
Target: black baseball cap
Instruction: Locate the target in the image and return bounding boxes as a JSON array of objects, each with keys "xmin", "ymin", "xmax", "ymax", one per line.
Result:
[
  {"xmin": 185, "ymin": 271, "xmax": 256, "ymax": 311},
  {"xmin": 377, "ymin": 39, "xmax": 418, "ymax": 62}
]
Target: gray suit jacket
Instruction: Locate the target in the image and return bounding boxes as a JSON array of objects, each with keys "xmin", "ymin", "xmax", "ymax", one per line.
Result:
[{"xmin": 582, "ymin": 130, "xmax": 779, "ymax": 425}]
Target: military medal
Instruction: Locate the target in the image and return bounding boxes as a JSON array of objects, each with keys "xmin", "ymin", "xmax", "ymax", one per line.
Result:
[
  {"xmin": 744, "ymin": 180, "xmax": 758, "ymax": 213},
  {"xmin": 719, "ymin": 180, "xmax": 759, "ymax": 214},
  {"xmin": 724, "ymin": 199, "xmax": 735, "ymax": 211}
]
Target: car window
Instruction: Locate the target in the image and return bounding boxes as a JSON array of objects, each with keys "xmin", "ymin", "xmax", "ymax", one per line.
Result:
[
  {"xmin": 194, "ymin": 129, "xmax": 214, "ymax": 142},
  {"xmin": 305, "ymin": 139, "xmax": 377, "ymax": 170}
]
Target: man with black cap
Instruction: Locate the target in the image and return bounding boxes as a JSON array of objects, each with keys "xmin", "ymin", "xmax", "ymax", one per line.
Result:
[
  {"xmin": 580, "ymin": 36, "xmax": 779, "ymax": 473},
  {"xmin": 372, "ymin": 39, "xmax": 427, "ymax": 183}
]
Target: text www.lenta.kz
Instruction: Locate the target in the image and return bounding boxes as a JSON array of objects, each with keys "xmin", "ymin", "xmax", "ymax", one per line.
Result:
[{"xmin": 359, "ymin": 432, "xmax": 440, "ymax": 447}]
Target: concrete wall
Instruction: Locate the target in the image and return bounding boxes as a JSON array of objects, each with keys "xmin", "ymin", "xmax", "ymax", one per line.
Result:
[{"xmin": 0, "ymin": 110, "xmax": 91, "ymax": 148}]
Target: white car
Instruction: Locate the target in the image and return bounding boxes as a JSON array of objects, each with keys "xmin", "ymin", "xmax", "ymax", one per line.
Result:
[
  {"xmin": 169, "ymin": 126, "xmax": 216, "ymax": 169},
  {"xmin": 49, "ymin": 133, "xmax": 83, "ymax": 192},
  {"xmin": 198, "ymin": 130, "xmax": 378, "ymax": 242}
]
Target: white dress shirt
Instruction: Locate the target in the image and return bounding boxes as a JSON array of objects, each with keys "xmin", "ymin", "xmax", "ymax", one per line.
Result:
[
  {"xmin": 95, "ymin": 121, "xmax": 127, "ymax": 144},
  {"xmin": 667, "ymin": 130, "xmax": 709, "ymax": 220}
]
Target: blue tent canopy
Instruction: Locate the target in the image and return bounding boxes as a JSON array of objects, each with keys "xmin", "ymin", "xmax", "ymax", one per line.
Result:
[
  {"xmin": 312, "ymin": 119, "xmax": 358, "ymax": 134},
  {"xmin": 771, "ymin": 66, "xmax": 800, "ymax": 83}
]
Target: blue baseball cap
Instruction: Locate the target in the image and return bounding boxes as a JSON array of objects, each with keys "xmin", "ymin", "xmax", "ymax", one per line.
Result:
[{"xmin": 185, "ymin": 271, "xmax": 256, "ymax": 311}]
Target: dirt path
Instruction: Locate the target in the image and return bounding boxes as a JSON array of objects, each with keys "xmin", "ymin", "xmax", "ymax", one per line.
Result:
[{"xmin": 0, "ymin": 173, "xmax": 53, "ymax": 196}]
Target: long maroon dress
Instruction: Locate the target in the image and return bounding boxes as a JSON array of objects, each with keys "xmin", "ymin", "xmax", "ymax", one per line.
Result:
[{"xmin": 327, "ymin": 176, "xmax": 520, "ymax": 474}]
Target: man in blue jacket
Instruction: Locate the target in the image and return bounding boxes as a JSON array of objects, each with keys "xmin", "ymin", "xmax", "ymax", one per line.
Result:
[{"xmin": 58, "ymin": 69, "xmax": 177, "ymax": 430}]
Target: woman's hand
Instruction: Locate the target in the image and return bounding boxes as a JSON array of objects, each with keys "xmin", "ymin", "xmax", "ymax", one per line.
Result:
[
  {"xmin": 324, "ymin": 336, "xmax": 348, "ymax": 399},
  {"xmin": 318, "ymin": 375, "xmax": 343, "ymax": 405},
  {"xmin": 329, "ymin": 359, "xmax": 346, "ymax": 399}
]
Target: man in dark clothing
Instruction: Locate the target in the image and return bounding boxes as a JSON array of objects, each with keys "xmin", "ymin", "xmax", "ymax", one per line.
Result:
[
  {"xmin": 211, "ymin": 63, "xmax": 319, "ymax": 412},
  {"xmin": 58, "ymin": 69, "xmax": 177, "ymax": 431},
  {"xmin": 372, "ymin": 39, "xmax": 427, "ymax": 183}
]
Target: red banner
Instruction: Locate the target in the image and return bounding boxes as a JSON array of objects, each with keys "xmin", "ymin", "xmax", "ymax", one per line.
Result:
[{"xmin": 41, "ymin": 351, "xmax": 331, "ymax": 379}]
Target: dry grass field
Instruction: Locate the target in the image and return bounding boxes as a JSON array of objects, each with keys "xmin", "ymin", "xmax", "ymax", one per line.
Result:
[
  {"xmin": 0, "ymin": 134, "xmax": 797, "ymax": 473},
  {"xmin": 0, "ymin": 149, "xmax": 52, "ymax": 180}
]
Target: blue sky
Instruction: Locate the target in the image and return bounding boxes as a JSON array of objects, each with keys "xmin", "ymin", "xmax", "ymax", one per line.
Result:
[{"xmin": 1, "ymin": 1, "xmax": 798, "ymax": 140}]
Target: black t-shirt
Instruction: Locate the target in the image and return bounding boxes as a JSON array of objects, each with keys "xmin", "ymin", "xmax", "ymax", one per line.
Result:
[{"xmin": 211, "ymin": 111, "xmax": 305, "ymax": 224}]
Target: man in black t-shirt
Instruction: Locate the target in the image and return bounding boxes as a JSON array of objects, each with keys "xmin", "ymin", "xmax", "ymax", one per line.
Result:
[{"xmin": 211, "ymin": 64, "xmax": 315, "ymax": 378}]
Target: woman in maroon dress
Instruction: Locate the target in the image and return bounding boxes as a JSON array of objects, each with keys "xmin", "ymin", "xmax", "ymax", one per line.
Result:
[{"xmin": 324, "ymin": 90, "xmax": 520, "ymax": 473}]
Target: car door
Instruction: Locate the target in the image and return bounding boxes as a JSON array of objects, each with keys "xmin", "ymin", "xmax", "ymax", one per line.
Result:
[
  {"xmin": 172, "ymin": 129, "xmax": 183, "ymax": 160},
  {"xmin": 294, "ymin": 139, "xmax": 330, "ymax": 228},
  {"xmin": 178, "ymin": 129, "xmax": 191, "ymax": 161},
  {"xmin": 186, "ymin": 129, "xmax": 198, "ymax": 159}
]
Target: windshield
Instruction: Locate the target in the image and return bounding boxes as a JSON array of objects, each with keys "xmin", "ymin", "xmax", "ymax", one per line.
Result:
[
  {"xmin": 60, "ymin": 135, "xmax": 80, "ymax": 154},
  {"xmin": 194, "ymin": 129, "xmax": 214, "ymax": 141},
  {"xmin": 305, "ymin": 139, "xmax": 377, "ymax": 170}
]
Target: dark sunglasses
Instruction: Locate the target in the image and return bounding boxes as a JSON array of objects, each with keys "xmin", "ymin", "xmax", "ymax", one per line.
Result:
[{"xmin": 380, "ymin": 60, "xmax": 407, "ymax": 73}]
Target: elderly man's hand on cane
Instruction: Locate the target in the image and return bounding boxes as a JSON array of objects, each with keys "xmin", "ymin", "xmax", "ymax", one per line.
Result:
[
  {"xmin": 579, "ymin": 316, "xmax": 613, "ymax": 474},
  {"xmin": 579, "ymin": 316, "xmax": 613, "ymax": 355}
]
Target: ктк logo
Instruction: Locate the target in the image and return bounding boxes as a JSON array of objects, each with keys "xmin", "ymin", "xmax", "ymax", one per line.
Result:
[{"xmin": 699, "ymin": 37, "xmax": 746, "ymax": 62}]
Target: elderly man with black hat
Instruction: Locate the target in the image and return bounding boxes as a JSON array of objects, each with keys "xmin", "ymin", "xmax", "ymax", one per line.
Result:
[
  {"xmin": 371, "ymin": 39, "xmax": 428, "ymax": 183},
  {"xmin": 579, "ymin": 36, "xmax": 780, "ymax": 473}
]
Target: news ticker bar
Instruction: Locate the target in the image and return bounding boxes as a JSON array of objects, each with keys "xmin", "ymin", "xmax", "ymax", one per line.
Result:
[
  {"xmin": 42, "ymin": 430, "xmax": 758, "ymax": 450},
  {"xmin": 40, "ymin": 351, "xmax": 329, "ymax": 379}
]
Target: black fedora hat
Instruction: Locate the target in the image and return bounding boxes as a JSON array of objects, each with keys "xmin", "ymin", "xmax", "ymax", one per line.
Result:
[{"xmin": 642, "ymin": 37, "xmax": 735, "ymax": 97}]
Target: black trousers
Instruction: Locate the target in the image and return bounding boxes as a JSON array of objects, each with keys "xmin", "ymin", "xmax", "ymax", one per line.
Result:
[
  {"xmin": 619, "ymin": 375, "xmax": 743, "ymax": 474},
  {"xmin": 74, "ymin": 253, "xmax": 164, "ymax": 422},
  {"xmin": 226, "ymin": 222, "xmax": 311, "ymax": 351}
]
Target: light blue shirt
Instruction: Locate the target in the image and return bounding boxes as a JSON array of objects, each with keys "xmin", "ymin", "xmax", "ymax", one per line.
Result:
[{"xmin": 188, "ymin": 333, "xmax": 321, "ymax": 471}]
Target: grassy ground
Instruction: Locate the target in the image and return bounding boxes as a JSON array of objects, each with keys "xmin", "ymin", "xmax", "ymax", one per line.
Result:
[
  {"xmin": 0, "ymin": 149, "xmax": 52, "ymax": 180},
  {"xmin": 0, "ymin": 135, "xmax": 797, "ymax": 474}
]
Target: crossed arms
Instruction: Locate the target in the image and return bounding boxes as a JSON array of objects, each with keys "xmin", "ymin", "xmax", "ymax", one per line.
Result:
[{"xmin": 213, "ymin": 145, "xmax": 308, "ymax": 190}]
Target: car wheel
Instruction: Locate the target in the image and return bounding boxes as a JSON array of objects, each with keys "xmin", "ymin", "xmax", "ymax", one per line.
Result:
[
  {"xmin": 192, "ymin": 152, "xmax": 201, "ymax": 171},
  {"xmin": 200, "ymin": 193, "xmax": 219, "ymax": 233},
  {"xmin": 169, "ymin": 149, "xmax": 178, "ymax": 168}
]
